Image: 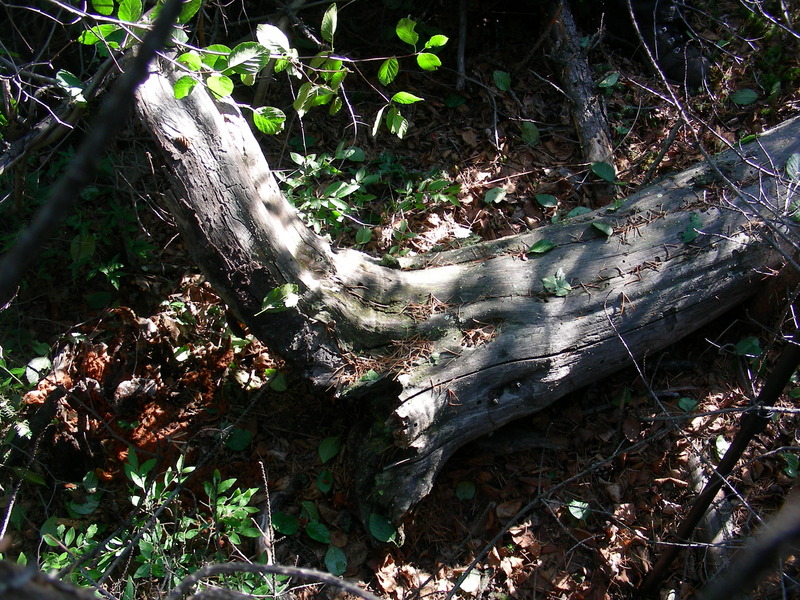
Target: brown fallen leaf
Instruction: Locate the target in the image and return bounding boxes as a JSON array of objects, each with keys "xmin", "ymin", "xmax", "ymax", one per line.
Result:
[{"xmin": 496, "ymin": 499, "xmax": 523, "ymax": 519}]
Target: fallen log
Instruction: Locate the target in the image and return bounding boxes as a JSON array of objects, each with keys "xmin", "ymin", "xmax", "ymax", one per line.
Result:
[{"xmin": 135, "ymin": 55, "xmax": 799, "ymax": 523}]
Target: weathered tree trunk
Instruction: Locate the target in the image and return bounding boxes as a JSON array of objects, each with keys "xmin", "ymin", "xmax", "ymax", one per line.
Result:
[{"xmin": 135, "ymin": 56, "xmax": 799, "ymax": 522}]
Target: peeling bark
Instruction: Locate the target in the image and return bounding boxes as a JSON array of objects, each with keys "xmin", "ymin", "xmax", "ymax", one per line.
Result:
[{"xmin": 135, "ymin": 56, "xmax": 799, "ymax": 522}]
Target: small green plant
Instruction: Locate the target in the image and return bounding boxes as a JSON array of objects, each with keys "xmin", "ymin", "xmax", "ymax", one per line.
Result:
[
  {"xmin": 203, "ymin": 469, "xmax": 261, "ymax": 546},
  {"xmin": 276, "ymin": 148, "xmax": 460, "ymax": 247},
  {"xmin": 266, "ymin": 437, "xmax": 350, "ymax": 574},
  {"xmin": 734, "ymin": 336, "xmax": 762, "ymax": 358},
  {"xmin": 597, "ymin": 71, "xmax": 620, "ymax": 93},
  {"xmin": 9, "ymin": 449, "xmax": 275, "ymax": 595},
  {"xmin": 0, "ymin": 348, "xmax": 33, "ymax": 448},
  {"xmin": 542, "ymin": 268, "xmax": 572, "ymax": 297},
  {"xmin": 374, "ymin": 17, "xmax": 448, "ymax": 138},
  {"xmin": 566, "ymin": 499, "xmax": 591, "ymax": 521},
  {"xmin": 455, "ymin": 480, "xmax": 476, "ymax": 500}
]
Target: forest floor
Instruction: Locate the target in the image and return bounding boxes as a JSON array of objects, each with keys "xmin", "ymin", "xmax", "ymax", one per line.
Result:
[{"xmin": 2, "ymin": 1, "xmax": 800, "ymax": 599}]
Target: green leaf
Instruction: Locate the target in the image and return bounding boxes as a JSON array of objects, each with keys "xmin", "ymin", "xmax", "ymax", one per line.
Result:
[
  {"xmin": 238, "ymin": 526, "xmax": 263, "ymax": 538},
  {"xmin": 329, "ymin": 96, "xmax": 343, "ymax": 115},
  {"xmin": 592, "ymin": 221, "xmax": 613, "ymax": 236},
  {"xmin": 396, "ymin": 18, "xmax": 419, "ymax": 46},
  {"xmin": 566, "ymin": 206, "xmax": 591, "ymax": 219},
  {"xmin": 70, "ymin": 231, "xmax": 95, "ymax": 264},
  {"xmin": 293, "ymin": 83, "xmax": 334, "ymax": 117},
  {"xmin": 252, "ymin": 106, "xmax": 286, "ymax": 135},
  {"xmin": 542, "ymin": 267, "xmax": 571, "ymax": 297},
  {"xmin": 484, "ymin": 187, "xmax": 507, "ymax": 204},
  {"xmin": 416, "ymin": 53, "xmax": 441, "ymax": 71},
  {"xmin": 369, "ymin": 513, "xmax": 397, "ymax": 543},
  {"xmin": 591, "ymin": 161, "xmax": 616, "ymax": 182},
  {"xmin": 425, "ymin": 34, "xmax": 449, "ymax": 48},
  {"xmin": 11, "ymin": 466, "xmax": 46, "ymax": 486},
  {"xmin": 305, "ymin": 521, "xmax": 331, "ymax": 544},
  {"xmin": 118, "ymin": 0, "xmax": 143, "ymax": 22},
  {"xmin": 173, "ymin": 75, "xmax": 198, "ymax": 99},
  {"xmin": 520, "ymin": 121, "xmax": 539, "ymax": 146},
  {"xmin": 527, "ymin": 240, "xmax": 555, "ymax": 254},
  {"xmin": 91, "ymin": 0, "xmax": 114, "ymax": 16},
  {"xmin": 360, "ymin": 369, "xmax": 381, "ymax": 382},
  {"xmin": 444, "ymin": 94, "xmax": 466, "ymax": 108},
  {"xmin": 301, "ymin": 501, "xmax": 320, "ymax": 522},
  {"xmin": 324, "ymin": 181, "xmax": 360, "ymax": 198},
  {"xmin": 567, "ymin": 500, "xmax": 590, "ymax": 521},
  {"xmin": 56, "ymin": 70, "xmax": 86, "ymax": 104},
  {"xmin": 391, "ymin": 91, "xmax": 424, "ymax": 104},
  {"xmin": 378, "ymin": 58, "xmax": 399, "ymax": 86},
  {"xmin": 258, "ymin": 283, "xmax": 300, "ymax": 315},
  {"xmin": 269, "ymin": 371, "xmax": 288, "ymax": 392},
  {"xmin": 786, "ymin": 153, "xmax": 800, "ymax": 180},
  {"xmin": 493, "ymin": 70, "xmax": 511, "ymax": 91},
  {"xmin": 781, "ymin": 452, "xmax": 798, "ymax": 478},
  {"xmin": 678, "ymin": 397, "xmax": 698, "ymax": 412},
  {"xmin": 317, "ymin": 468, "xmax": 334, "ymax": 494},
  {"xmin": 225, "ymin": 428, "xmax": 252, "ymax": 452},
  {"xmin": 372, "ymin": 105, "xmax": 387, "ymax": 136},
  {"xmin": 272, "ymin": 512, "xmax": 299, "ymax": 535},
  {"xmin": 227, "ymin": 42, "xmax": 270, "ymax": 75},
  {"xmin": 178, "ymin": 51, "xmax": 203, "ymax": 71},
  {"xmin": 535, "ymin": 194, "xmax": 558, "ymax": 208},
  {"xmin": 355, "ymin": 227, "xmax": 372, "ymax": 246},
  {"xmin": 730, "ymin": 88, "xmax": 758, "ymax": 105},
  {"xmin": 202, "ymin": 44, "xmax": 231, "ymax": 70},
  {"xmin": 324, "ymin": 545, "xmax": 347, "ymax": 576},
  {"xmin": 207, "ymin": 75, "xmax": 234, "ymax": 98},
  {"xmin": 597, "ymin": 72, "xmax": 619, "ymax": 88},
  {"xmin": 385, "ymin": 106, "xmax": 408, "ymax": 138},
  {"xmin": 40, "ymin": 516, "xmax": 61, "ymax": 547},
  {"xmin": 335, "ymin": 145, "xmax": 365, "ymax": 161},
  {"xmin": 735, "ymin": 336, "xmax": 762, "ymax": 358},
  {"xmin": 77, "ymin": 24, "xmax": 120, "ymax": 46},
  {"xmin": 319, "ymin": 436, "xmax": 342, "ymax": 463},
  {"xmin": 177, "ymin": 0, "xmax": 203, "ymax": 23},
  {"xmin": 455, "ymin": 481, "xmax": 475, "ymax": 501},
  {"xmin": 681, "ymin": 212, "xmax": 703, "ymax": 243},
  {"xmin": 321, "ymin": 3, "xmax": 338, "ymax": 44},
  {"xmin": 256, "ymin": 24, "xmax": 291, "ymax": 54}
]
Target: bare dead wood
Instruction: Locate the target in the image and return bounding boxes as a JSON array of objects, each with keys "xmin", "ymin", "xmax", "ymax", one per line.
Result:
[
  {"xmin": 550, "ymin": 1, "xmax": 614, "ymax": 166},
  {"xmin": 134, "ymin": 55, "xmax": 799, "ymax": 523},
  {"xmin": 0, "ymin": 560, "xmax": 98, "ymax": 600}
]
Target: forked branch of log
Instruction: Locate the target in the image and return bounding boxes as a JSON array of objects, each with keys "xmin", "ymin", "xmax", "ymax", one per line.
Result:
[{"xmin": 135, "ymin": 55, "xmax": 799, "ymax": 522}]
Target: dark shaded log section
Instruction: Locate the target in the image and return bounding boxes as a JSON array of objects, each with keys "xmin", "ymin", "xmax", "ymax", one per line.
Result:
[{"xmin": 135, "ymin": 56, "xmax": 799, "ymax": 522}]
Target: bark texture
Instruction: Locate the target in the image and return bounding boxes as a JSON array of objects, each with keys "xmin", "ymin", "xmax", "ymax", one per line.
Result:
[{"xmin": 135, "ymin": 56, "xmax": 799, "ymax": 521}]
